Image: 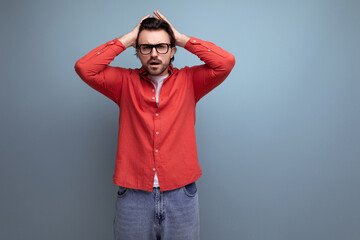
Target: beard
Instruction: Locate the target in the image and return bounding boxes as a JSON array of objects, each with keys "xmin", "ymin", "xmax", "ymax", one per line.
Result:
[{"xmin": 144, "ymin": 58, "xmax": 170, "ymax": 76}]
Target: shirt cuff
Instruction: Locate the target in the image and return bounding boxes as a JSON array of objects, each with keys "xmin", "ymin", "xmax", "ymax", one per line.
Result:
[
  {"xmin": 104, "ymin": 38, "xmax": 127, "ymax": 55},
  {"xmin": 184, "ymin": 37, "xmax": 226, "ymax": 58},
  {"xmin": 184, "ymin": 37, "xmax": 201, "ymax": 50}
]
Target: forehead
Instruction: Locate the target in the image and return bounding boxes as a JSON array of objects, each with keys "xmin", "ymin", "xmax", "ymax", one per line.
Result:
[{"xmin": 138, "ymin": 29, "xmax": 170, "ymax": 44}]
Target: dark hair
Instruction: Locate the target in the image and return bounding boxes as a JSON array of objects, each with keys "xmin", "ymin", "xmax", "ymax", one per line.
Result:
[{"xmin": 136, "ymin": 17, "xmax": 176, "ymax": 62}]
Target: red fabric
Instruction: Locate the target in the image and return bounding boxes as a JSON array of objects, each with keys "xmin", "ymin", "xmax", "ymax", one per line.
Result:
[{"xmin": 74, "ymin": 37, "xmax": 235, "ymax": 192}]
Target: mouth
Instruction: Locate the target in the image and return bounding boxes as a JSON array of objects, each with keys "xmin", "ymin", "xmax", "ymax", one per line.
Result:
[{"xmin": 149, "ymin": 60, "xmax": 161, "ymax": 66}]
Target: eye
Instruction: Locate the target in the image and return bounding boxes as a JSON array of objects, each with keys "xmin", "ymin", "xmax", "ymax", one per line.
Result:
[
  {"xmin": 142, "ymin": 45, "xmax": 151, "ymax": 50},
  {"xmin": 157, "ymin": 44, "xmax": 167, "ymax": 50}
]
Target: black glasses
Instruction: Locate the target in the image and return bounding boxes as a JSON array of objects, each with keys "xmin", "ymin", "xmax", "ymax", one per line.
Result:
[{"xmin": 138, "ymin": 43, "xmax": 172, "ymax": 55}]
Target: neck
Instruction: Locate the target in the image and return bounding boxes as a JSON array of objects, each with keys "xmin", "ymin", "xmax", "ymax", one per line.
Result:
[{"xmin": 148, "ymin": 73, "xmax": 169, "ymax": 80}]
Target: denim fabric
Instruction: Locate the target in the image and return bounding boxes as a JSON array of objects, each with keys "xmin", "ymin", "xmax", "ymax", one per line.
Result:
[{"xmin": 113, "ymin": 182, "xmax": 200, "ymax": 240}]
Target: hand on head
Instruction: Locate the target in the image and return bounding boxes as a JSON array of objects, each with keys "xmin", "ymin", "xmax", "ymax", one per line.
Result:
[
  {"xmin": 152, "ymin": 10, "xmax": 190, "ymax": 47},
  {"xmin": 118, "ymin": 11, "xmax": 190, "ymax": 48}
]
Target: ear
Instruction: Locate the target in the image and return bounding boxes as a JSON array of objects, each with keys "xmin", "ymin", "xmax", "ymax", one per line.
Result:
[{"xmin": 170, "ymin": 46, "xmax": 176, "ymax": 59}]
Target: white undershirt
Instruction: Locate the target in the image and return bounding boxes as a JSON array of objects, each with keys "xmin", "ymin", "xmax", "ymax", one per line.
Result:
[{"xmin": 148, "ymin": 73, "xmax": 169, "ymax": 187}]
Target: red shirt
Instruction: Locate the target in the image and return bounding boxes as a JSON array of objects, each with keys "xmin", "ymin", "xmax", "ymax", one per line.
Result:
[{"xmin": 74, "ymin": 37, "xmax": 235, "ymax": 192}]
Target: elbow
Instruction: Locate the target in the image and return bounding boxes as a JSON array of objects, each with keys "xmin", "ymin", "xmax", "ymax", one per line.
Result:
[
  {"xmin": 226, "ymin": 53, "xmax": 236, "ymax": 72},
  {"xmin": 74, "ymin": 59, "xmax": 83, "ymax": 76},
  {"xmin": 74, "ymin": 59, "xmax": 99, "ymax": 85},
  {"xmin": 219, "ymin": 53, "xmax": 235, "ymax": 75},
  {"xmin": 74, "ymin": 59, "xmax": 90, "ymax": 80}
]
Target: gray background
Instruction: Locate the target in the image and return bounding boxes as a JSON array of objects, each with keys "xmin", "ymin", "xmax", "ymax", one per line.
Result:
[{"xmin": 1, "ymin": 0, "xmax": 359, "ymax": 239}]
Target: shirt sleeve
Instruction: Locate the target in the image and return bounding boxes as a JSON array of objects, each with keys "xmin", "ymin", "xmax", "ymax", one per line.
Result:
[
  {"xmin": 184, "ymin": 37, "xmax": 236, "ymax": 103},
  {"xmin": 74, "ymin": 38, "xmax": 128, "ymax": 105}
]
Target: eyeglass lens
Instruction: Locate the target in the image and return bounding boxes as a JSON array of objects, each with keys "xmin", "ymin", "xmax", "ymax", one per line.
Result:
[{"xmin": 139, "ymin": 44, "xmax": 170, "ymax": 54}]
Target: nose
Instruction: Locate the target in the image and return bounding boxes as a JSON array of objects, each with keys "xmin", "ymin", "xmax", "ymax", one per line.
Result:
[{"xmin": 150, "ymin": 47, "xmax": 158, "ymax": 57}]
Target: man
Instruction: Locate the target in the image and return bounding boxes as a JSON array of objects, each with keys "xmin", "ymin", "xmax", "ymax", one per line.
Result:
[{"xmin": 74, "ymin": 10, "xmax": 235, "ymax": 240}]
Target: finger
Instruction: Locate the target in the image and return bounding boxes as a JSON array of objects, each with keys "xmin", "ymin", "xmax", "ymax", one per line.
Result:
[
  {"xmin": 153, "ymin": 11, "xmax": 161, "ymax": 20},
  {"xmin": 154, "ymin": 10, "xmax": 166, "ymax": 21},
  {"xmin": 153, "ymin": 13, "xmax": 160, "ymax": 19},
  {"xmin": 154, "ymin": 10, "xmax": 174, "ymax": 28},
  {"xmin": 155, "ymin": 10, "xmax": 167, "ymax": 21},
  {"xmin": 135, "ymin": 14, "xmax": 150, "ymax": 28},
  {"xmin": 140, "ymin": 14, "xmax": 151, "ymax": 22}
]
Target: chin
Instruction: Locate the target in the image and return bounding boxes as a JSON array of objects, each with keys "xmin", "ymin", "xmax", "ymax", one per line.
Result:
[{"xmin": 147, "ymin": 66, "xmax": 168, "ymax": 76}]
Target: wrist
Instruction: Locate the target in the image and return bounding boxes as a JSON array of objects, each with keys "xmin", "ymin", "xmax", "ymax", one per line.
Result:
[
  {"xmin": 118, "ymin": 32, "xmax": 136, "ymax": 48},
  {"xmin": 177, "ymin": 34, "xmax": 190, "ymax": 47}
]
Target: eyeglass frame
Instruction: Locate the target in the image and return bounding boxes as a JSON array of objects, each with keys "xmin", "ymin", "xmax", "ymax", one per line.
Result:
[{"xmin": 137, "ymin": 43, "xmax": 173, "ymax": 55}]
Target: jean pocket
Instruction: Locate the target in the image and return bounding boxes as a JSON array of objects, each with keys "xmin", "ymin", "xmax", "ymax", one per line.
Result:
[
  {"xmin": 117, "ymin": 186, "xmax": 128, "ymax": 198},
  {"xmin": 183, "ymin": 182, "xmax": 197, "ymax": 197}
]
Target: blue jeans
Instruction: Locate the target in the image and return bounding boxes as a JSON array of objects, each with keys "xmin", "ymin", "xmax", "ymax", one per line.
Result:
[{"xmin": 113, "ymin": 182, "xmax": 200, "ymax": 240}]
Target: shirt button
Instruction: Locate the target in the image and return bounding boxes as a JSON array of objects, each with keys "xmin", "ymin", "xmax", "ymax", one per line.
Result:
[
  {"xmin": 193, "ymin": 40, "xmax": 196, "ymax": 43},
  {"xmin": 153, "ymin": 168, "xmax": 156, "ymax": 171},
  {"xmin": 155, "ymin": 149, "xmax": 158, "ymax": 152},
  {"xmin": 155, "ymin": 113, "xmax": 159, "ymax": 116},
  {"xmin": 97, "ymin": 52, "xmax": 100, "ymax": 54},
  {"xmin": 208, "ymin": 49, "xmax": 211, "ymax": 51},
  {"xmin": 152, "ymin": 89, "xmax": 155, "ymax": 92},
  {"xmin": 156, "ymin": 131, "xmax": 159, "ymax": 135},
  {"xmin": 152, "ymin": 97, "xmax": 155, "ymax": 100}
]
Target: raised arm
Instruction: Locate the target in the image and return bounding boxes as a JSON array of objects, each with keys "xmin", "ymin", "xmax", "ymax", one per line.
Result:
[
  {"xmin": 153, "ymin": 10, "xmax": 235, "ymax": 102},
  {"xmin": 74, "ymin": 15, "xmax": 150, "ymax": 104}
]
